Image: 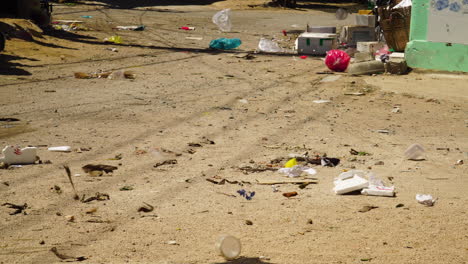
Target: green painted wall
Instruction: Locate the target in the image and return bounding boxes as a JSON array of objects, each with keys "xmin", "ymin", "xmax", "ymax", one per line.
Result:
[{"xmin": 405, "ymin": 0, "xmax": 468, "ymax": 72}]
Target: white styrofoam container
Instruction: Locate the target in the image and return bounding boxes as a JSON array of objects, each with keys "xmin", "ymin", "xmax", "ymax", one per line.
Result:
[
  {"xmin": 333, "ymin": 175, "xmax": 369, "ymax": 195},
  {"xmin": 0, "ymin": 146, "xmax": 37, "ymax": 165},
  {"xmin": 356, "ymin": 15, "xmax": 376, "ymax": 27},
  {"xmin": 296, "ymin": 32, "xmax": 337, "ymax": 55},
  {"xmin": 361, "ymin": 186, "xmax": 395, "ymax": 197},
  {"xmin": 357, "ymin": 41, "xmax": 385, "ymax": 53},
  {"xmin": 307, "ymin": 26, "xmax": 336, "ymax": 34}
]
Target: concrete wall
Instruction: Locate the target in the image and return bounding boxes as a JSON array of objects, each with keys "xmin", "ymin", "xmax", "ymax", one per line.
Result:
[{"xmin": 405, "ymin": 0, "xmax": 468, "ymax": 72}]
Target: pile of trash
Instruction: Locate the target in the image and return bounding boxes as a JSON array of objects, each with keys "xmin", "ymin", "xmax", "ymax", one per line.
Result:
[{"xmin": 333, "ymin": 170, "xmax": 395, "ymax": 197}]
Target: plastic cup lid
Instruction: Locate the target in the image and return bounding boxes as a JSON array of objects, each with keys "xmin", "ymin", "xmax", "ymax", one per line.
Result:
[
  {"xmin": 335, "ymin": 8, "xmax": 349, "ymax": 20},
  {"xmin": 216, "ymin": 235, "xmax": 241, "ymax": 260}
]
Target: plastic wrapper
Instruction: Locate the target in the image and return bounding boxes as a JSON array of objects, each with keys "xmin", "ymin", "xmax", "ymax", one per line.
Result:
[
  {"xmin": 324, "ymin": 50, "xmax": 350, "ymax": 72},
  {"xmin": 212, "ymin": 9, "xmax": 232, "ymax": 32}
]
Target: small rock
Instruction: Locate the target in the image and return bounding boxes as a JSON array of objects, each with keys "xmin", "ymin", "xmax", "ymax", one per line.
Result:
[
  {"xmin": 65, "ymin": 215, "xmax": 75, "ymax": 222},
  {"xmin": 396, "ymin": 203, "xmax": 404, "ymax": 208},
  {"xmin": 307, "ymin": 219, "xmax": 313, "ymax": 225},
  {"xmin": 245, "ymin": 220, "xmax": 253, "ymax": 225},
  {"xmin": 374, "ymin": 161, "xmax": 385, "ymax": 165},
  {"xmin": 39, "ymin": 240, "xmax": 45, "ymax": 245}
]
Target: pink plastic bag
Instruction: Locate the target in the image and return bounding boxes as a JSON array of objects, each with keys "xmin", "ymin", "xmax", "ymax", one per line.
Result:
[{"xmin": 325, "ymin": 50, "xmax": 351, "ymax": 72}]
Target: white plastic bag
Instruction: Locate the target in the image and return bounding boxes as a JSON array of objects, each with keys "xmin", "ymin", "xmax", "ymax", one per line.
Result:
[
  {"xmin": 258, "ymin": 38, "xmax": 283, "ymax": 53},
  {"xmin": 278, "ymin": 165, "xmax": 317, "ymax": 178},
  {"xmin": 212, "ymin": 9, "xmax": 232, "ymax": 32},
  {"xmin": 416, "ymin": 194, "xmax": 436, "ymax": 206}
]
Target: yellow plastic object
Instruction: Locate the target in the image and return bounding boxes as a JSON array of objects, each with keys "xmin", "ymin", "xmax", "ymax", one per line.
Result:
[
  {"xmin": 358, "ymin": 10, "xmax": 373, "ymax": 15},
  {"xmin": 284, "ymin": 158, "xmax": 297, "ymax": 168},
  {"xmin": 105, "ymin": 35, "xmax": 122, "ymax": 44}
]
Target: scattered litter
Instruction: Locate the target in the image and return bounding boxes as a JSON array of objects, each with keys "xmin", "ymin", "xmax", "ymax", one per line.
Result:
[
  {"xmin": 50, "ymin": 247, "xmax": 86, "ymax": 262},
  {"xmin": 74, "ymin": 70, "xmax": 136, "ymax": 79},
  {"xmin": 284, "ymin": 158, "xmax": 297, "ymax": 168},
  {"xmin": 167, "ymin": 240, "xmax": 179, "ymax": 245},
  {"xmin": 344, "ymin": 92, "xmax": 365, "ymax": 96},
  {"xmin": 404, "ymin": 144, "xmax": 425, "ymax": 160},
  {"xmin": 239, "ymin": 99, "xmax": 248, "ymax": 104},
  {"xmin": 2, "ymin": 202, "xmax": 27, "ymax": 215},
  {"xmin": 320, "ymin": 75, "xmax": 341, "ymax": 83},
  {"xmin": 350, "ymin": 149, "xmax": 371, "ymax": 156},
  {"xmin": 278, "ymin": 165, "xmax": 317, "ymax": 178},
  {"xmin": 256, "ymin": 180, "xmax": 317, "ymax": 185},
  {"xmin": 212, "ymin": 9, "xmax": 232, "ymax": 32},
  {"xmin": 416, "ymin": 194, "xmax": 436, "ymax": 206},
  {"xmin": 377, "ymin": 129, "xmax": 390, "ymax": 134},
  {"xmin": 179, "ymin": 26, "xmax": 195, "ymax": 30},
  {"xmin": 153, "ymin": 159, "xmax": 177, "ymax": 168},
  {"xmin": 312, "ymin": 99, "xmax": 331, "ymax": 104},
  {"xmin": 206, "ymin": 178, "xmax": 248, "ymax": 185},
  {"xmin": 335, "ymin": 8, "xmax": 349, "ymax": 20},
  {"xmin": 271, "ymin": 185, "xmax": 279, "ymax": 192},
  {"xmin": 48, "ymin": 146, "xmax": 72, "ymax": 152},
  {"xmin": 283, "ymin": 191, "xmax": 298, "ymax": 198},
  {"xmin": 209, "ymin": 38, "xmax": 241, "ymax": 50},
  {"xmin": 245, "ymin": 220, "xmax": 253, "ymax": 225},
  {"xmin": 239, "ymin": 165, "xmax": 277, "ymax": 173},
  {"xmin": 361, "ymin": 173, "xmax": 395, "ymax": 197},
  {"xmin": 81, "ymin": 192, "xmax": 110, "ymax": 203},
  {"xmin": 325, "ymin": 50, "xmax": 350, "ymax": 72},
  {"xmin": 138, "ymin": 202, "xmax": 154, "ymax": 212},
  {"xmin": 82, "ymin": 164, "xmax": 117, "ymax": 175},
  {"xmin": 333, "ymin": 171, "xmax": 369, "ymax": 195},
  {"xmin": 258, "ymin": 38, "xmax": 283, "ymax": 53},
  {"xmin": 321, "ymin": 157, "xmax": 340, "ymax": 167},
  {"xmin": 119, "ymin": 186, "xmax": 134, "ymax": 191},
  {"xmin": 52, "ymin": 20, "xmax": 88, "ymax": 31},
  {"xmin": 64, "ymin": 165, "xmax": 80, "ymax": 200},
  {"xmin": 358, "ymin": 205, "xmax": 378, "ymax": 213},
  {"xmin": 300, "ymin": 55, "xmax": 308, "ymax": 59},
  {"xmin": 104, "ymin": 35, "xmax": 122, "ymax": 44},
  {"xmin": 237, "ymin": 189, "xmax": 255, "ymax": 200},
  {"xmin": 216, "ymin": 235, "xmax": 241, "ymax": 260},
  {"xmin": 234, "ymin": 53, "xmax": 255, "ymax": 60},
  {"xmin": 65, "ymin": 215, "xmax": 75, "ymax": 222},
  {"xmin": 186, "ymin": 36, "xmax": 203, "ymax": 40},
  {"xmin": 115, "ymin": 25, "xmax": 145, "ymax": 31},
  {"xmin": 0, "ymin": 146, "xmax": 37, "ymax": 165},
  {"xmin": 455, "ymin": 160, "xmax": 463, "ymax": 165},
  {"xmin": 106, "ymin": 47, "xmax": 118, "ymax": 52},
  {"xmin": 391, "ymin": 106, "xmax": 401, "ymax": 113},
  {"xmin": 81, "ymin": 15, "xmax": 92, "ymax": 18}
]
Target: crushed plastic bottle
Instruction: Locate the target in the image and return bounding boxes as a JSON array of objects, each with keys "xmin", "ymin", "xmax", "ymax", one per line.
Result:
[
  {"xmin": 209, "ymin": 38, "xmax": 241, "ymax": 50},
  {"xmin": 212, "ymin": 9, "xmax": 232, "ymax": 32},
  {"xmin": 258, "ymin": 38, "xmax": 283, "ymax": 53}
]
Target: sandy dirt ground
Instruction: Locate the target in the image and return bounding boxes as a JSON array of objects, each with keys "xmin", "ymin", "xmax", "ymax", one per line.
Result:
[{"xmin": 0, "ymin": 1, "xmax": 467, "ymax": 264}]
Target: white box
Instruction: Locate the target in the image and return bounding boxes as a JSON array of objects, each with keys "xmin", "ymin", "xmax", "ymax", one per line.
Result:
[
  {"xmin": 357, "ymin": 41, "xmax": 385, "ymax": 53},
  {"xmin": 356, "ymin": 15, "xmax": 376, "ymax": 27},
  {"xmin": 333, "ymin": 175, "xmax": 369, "ymax": 195},
  {"xmin": 296, "ymin": 32, "xmax": 337, "ymax": 55},
  {"xmin": 340, "ymin": 26, "xmax": 376, "ymax": 46}
]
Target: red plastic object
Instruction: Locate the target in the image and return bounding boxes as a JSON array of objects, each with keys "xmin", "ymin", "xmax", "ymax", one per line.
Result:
[
  {"xmin": 282, "ymin": 30, "xmax": 287, "ymax": 36},
  {"xmin": 324, "ymin": 50, "xmax": 350, "ymax": 72},
  {"xmin": 300, "ymin": 55, "xmax": 307, "ymax": 59},
  {"xmin": 180, "ymin": 26, "xmax": 190, "ymax": 30}
]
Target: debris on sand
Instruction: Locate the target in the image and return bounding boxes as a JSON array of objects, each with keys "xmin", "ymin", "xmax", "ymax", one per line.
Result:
[
  {"xmin": 358, "ymin": 205, "xmax": 378, "ymax": 213},
  {"xmin": 82, "ymin": 164, "xmax": 118, "ymax": 175},
  {"xmin": 153, "ymin": 159, "xmax": 178, "ymax": 168},
  {"xmin": 282, "ymin": 191, "xmax": 298, "ymax": 198},
  {"xmin": 138, "ymin": 202, "xmax": 154, "ymax": 213},
  {"xmin": 81, "ymin": 192, "xmax": 110, "ymax": 203},
  {"xmin": 2, "ymin": 202, "xmax": 28, "ymax": 215},
  {"xmin": 50, "ymin": 247, "xmax": 87, "ymax": 261}
]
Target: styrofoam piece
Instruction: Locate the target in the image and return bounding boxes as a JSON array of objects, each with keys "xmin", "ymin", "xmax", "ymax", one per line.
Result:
[
  {"xmin": 357, "ymin": 42, "xmax": 385, "ymax": 53},
  {"xmin": 278, "ymin": 165, "xmax": 317, "ymax": 178},
  {"xmin": 355, "ymin": 15, "xmax": 376, "ymax": 27},
  {"xmin": 416, "ymin": 194, "xmax": 436, "ymax": 206},
  {"xmin": 333, "ymin": 175, "xmax": 369, "ymax": 195},
  {"xmin": 404, "ymin": 144, "xmax": 425, "ymax": 160},
  {"xmin": 296, "ymin": 32, "xmax": 337, "ymax": 55},
  {"xmin": 48, "ymin": 146, "xmax": 72, "ymax": 152},
  {"xmin": 361, "ymin": 185, "xmax": 395, "ymax": 197},
  {"xmin": 215, "ymin": 235, "xmax": 241, "ymax": 260},
  {"xmin": 0, "ymin": 146, "xmax": 37, "ymax": 165},
  {"xmin": 313, "ymin": 99, "xmax": 331, "ymax": 104},
  {"xmin": 336, "ymin": 170, "xmax": 365, "ymax": 181}
]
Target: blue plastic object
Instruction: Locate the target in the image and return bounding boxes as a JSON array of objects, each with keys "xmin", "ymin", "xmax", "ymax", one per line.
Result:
[{"xmin": 209, "ymin": 38, "xmax": 242, "ymax": 50}]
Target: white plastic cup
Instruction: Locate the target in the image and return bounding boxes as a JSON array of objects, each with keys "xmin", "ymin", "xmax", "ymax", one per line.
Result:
[{"xmin": 215, "ymin": 235, "xmax": 241, "ymax": 260}]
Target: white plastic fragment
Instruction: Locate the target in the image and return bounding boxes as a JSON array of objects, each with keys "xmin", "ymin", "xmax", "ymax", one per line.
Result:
[
  {"xmin": 361, "ymin": 185, "xmax": 395, "ymax": 197},
  {"xmin": 0, "ymin": 146, "xmax": 37, "ymax": 165},
  {"xmin": 333, "ymin": 174, "xmax": 369, "ymax": 195},
  {"xmin": 404, "ymin": 144, "xmax": 425, "ymax": 160},
  {"xmin": 215, "ymin": 235, "xmax": 241, "ymax": 260},
  {"xmin": 416, "ymin": 194, "xmax": 436, "ymax": 206},
  {"xmin": 258, "ymin": 38, "xmax": 283, "ymax": 53},
  {"xmin": 278, "ymin": 165, "xmax": 317, "ymax": 178},
  {"xmin": 48, "ymin": 146, "xmax": 72, "ymax": 152},
  {"xmin": 212, "ymin": 9, "xmax": 232, "ymax": 32},
  {"xmin": 393, "ymin": 0, "xmax": 412, "ymax": 9},
  {"xmin": 167, "ymin": 240, "xmax": 178, "ymax": 245},
  {"xmin": 313, "ymin": 100, "xmax": 331, "ymax": 104}
]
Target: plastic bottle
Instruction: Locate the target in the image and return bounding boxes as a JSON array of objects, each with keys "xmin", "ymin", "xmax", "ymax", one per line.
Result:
[
  {"xmin": 215, "ymin": 235, "xmax": 241, "ymax": 260},
  {"xmin": 209, "ymin": 38, "xmax": 241, "ymax": 50}
]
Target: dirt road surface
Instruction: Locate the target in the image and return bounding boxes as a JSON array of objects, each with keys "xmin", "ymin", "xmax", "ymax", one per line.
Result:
[{"xmin": 1, "ymin": 2, "xmax": 467, "ymax": 264}]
